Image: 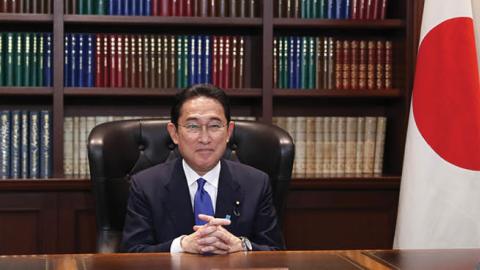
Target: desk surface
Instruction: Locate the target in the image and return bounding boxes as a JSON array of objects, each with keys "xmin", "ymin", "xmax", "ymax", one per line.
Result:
[{"xmin": 1, "ymin": 250, "xmax": 479, "ymax": 270}]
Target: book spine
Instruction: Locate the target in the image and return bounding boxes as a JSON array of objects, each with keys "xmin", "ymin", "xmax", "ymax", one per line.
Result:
[
  {"xmin": 363, "ymin": 116, "xmax": 376, "ymax": 174},
  {"xmin": 14, "ymin": 33, "xmax": 22, "ymax": 86},
  {"xmin": 365, "ymin": 0, "xmax": 372, "ymax": 19},
  {"xmin": 380, "ymin": 0, "xmax": 387, "ymax": 19},
  {"xmin": 327, "ymin": 37, "xmax": 334, "ymax": 89},
  {"xmin": 300, "ymin": 37, "xmax": 307, "ymax": 89},
  {"xmin": 39, "ymin": 110, "xmax": 51, "ymax": 178},
  {"xmin": 186, "ymin": 0, "xmax": 192, "ymax": 16},
  {"xmin": 305, "ymin": 117, "xmax": 316, "ymax": 178},
  {"xmin": 146, "ymin": 0, "xmax": 151, "ymax": 15},
  {"xmin": 355, "ymin": 117, "xmax": 365, "ymax": 175},
  {"xmin": 336, "ymin": 117, "xmax": 346, "ymax": 175},
  {"xmin": 86, "ymin": 0, "xmax": 92, "ymax": 14},
  {"xmin": 20, "ymin": 111, "xmax": 29, "ymax": 178},
  {"xmin": 351, "ymin": 0, "xmax": 358, "ymax": 19},
  {"xmin": 218, "ymin": 36, "xmax": 224, "ymax": 88},
  {"xmin": 161, "ymin": 0, "xmax": 169, "ymax": 16},
  {"xmin": 273, "ymin": 37, "xmax": 277, "ymax": 88},
  {"xmin": 169, "ymin": 36, "xmax": 175, "ymax": 87},
  {"xmin": 230, "ymin": 0, "xmax": 235, "ymax": 17},
  {"xmin": 295, "ymin": 117, "xmax": 306, "ymax": 178},
  {"xmin": 367, "ymin": 40, "xmax": 375, "ymax": 89},
  {"xmin": 372, "ymin": 0, "xmax": 379, "ymax": 19},
  {"xmin": 209, "ymin": 0, "xmax": 215, "ymax": 16},
  {"xmin": 350, "ymin": 40, "xmax": 358, "ymax": 89},
  {"xmin": 223, "ymin": 36, "xmax": 230, "ymax": 88},
  {"xmin": 97, "ymin": 0, "xmax": 106, "ymax": 14},
  {"xmin": 0, "ymin": 34, "xmax": 3, "ymax": 86},
  {"xmin": 64, "ymin": 34, "xmax": 70, "ymax": 87},
  {"xmin": 219, "ymin": 0, "xmax": 225, "ymax": 17},
  {"xmin": 117, "ymin": 35, "xmax": 124, "ymax": 87},
  {"xmin": 238, "ymin": 37, "xmax": 244, "ymax": 88},
  {"xmin": 102, "ymin": 35, "xmax": 109, "ymax": 87},
  {"xmin": 29, "ymin": 111, "xmax": 40, "ymax": 179},
  {"xmin": 358, "ymin": 40, "xmax": 366, "ymax": 89},
  {"xmin": 186, "ymin": 36, "xmax": 193, "ymax": 86},
  {"xmin": 24, "ymin": 33, "xmax": 31, "ymax": 86},
  {"xmin": 137, "ymin": 35, "xmax": 144, "ymax": 88},
  {"xmin": 249, "ymin": 0, "xmax": 254, "ymax": 17},
  {"xmin": 110, "ymin": 35, "xmax": 117, "ymax": 87},
  {"xmin": 376, "ymin": 40, "xmax": 384, "ymax": 89},
  {"xmin": 358, "ymin": 0, "xmax": 365, "ymax": 19},
  {"xmin": 239, "ymin": 0, "xmax": 245, "ymax": 17},
  {"xmin": 373, "ymin": 116, "xmax": 386, "ymax": 175},
  {"xmin": 342, "ymin": 40, "xmax": 350, "ymax": 89},
  {"xmin": 335, "ymin": 39, "xmax": 342, "ymax": 89},
  {"xmin": 322, "ymin": 117, "xmax": 331, "ymax": 175},
  {"xmin": 295, "ymin": 37, "xmax": 301, "ymax": 88},
  {"xmin": 196, "ymin": 35, "xmax": 202, "ymax": 84},
  {"xmin": 176, "ymin": 36, "xmax": 183, "ymax": 87},
  {"xmin": 77, "ymin": 34, "xmax": 84, "ymax": 87},
  {"xmin": 345, "ymin": 116, "xmax": 357, "ymax": 174},
  {"xmin": 78, "ymin": 117, "xmax": 87, "ymax": 176},
  {"xmin": 162, "ymin": 35, "xmax": 168, "ymax": 87},
  {"xmin": 314, "ymin": 117, "xmax": 324, "ymax": 176},
  {"xmin": 156, "ymin": 36, "xmax": 162, "ymax": 87},
  {"xmin": 150, "ymin": 36, "xmax": 156, "ymax": 88},
  {"xmin": 95, "ymin": 35, "xmax": 102, "ymax": 87},
  {"xmin": 308, "ymin": 37, "xmax": 315, "ymax": 89},
  {"xmin": 0, "ymin": 111, "xmax": 10, "ymax": 179},
  {"xmin": 330, "ymin": 117, "xmax": 338, "ymax": 175},
  {"xmin": 86, "ymin": 34, "xmax": 94, "ymax": 87},
  {"xmin": 212, "ymin": 36, "xmax": 218, "ymax": 85},
  {"xmin": 64, "ymin": 117, "xmax": 74, "ymax": 177},
  {"xmin": 315, "ymin": 37, "xmax": 321, "ymax": 89},
  {"xmin": 10, "ymin": 110, "xmax": 21, "ymax": 178},
  {"xmin": 385, "ymin": 40, "xmax": 392, "ymax": 88},
  {"xmin": 204, "ymin": 35, "xmax": 210, "ymax": 84}
]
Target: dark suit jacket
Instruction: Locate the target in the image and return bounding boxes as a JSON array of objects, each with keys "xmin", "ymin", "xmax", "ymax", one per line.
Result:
[{"xmin": 121, "ymin": 158, "xmax": 285, "ymax": 252}]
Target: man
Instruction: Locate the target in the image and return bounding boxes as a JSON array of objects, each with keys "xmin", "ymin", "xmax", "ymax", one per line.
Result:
[{"xmin": 121, "ymin": 84, "xmax": 284, "ymax": 254}]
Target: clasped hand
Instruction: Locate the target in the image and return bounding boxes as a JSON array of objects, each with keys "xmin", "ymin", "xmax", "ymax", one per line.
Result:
[{"xmin": 180, "ymin": 214, "xmax": 244, "ymax": 255}]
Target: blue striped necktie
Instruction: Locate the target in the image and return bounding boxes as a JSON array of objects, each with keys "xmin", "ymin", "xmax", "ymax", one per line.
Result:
[{"xmin": 194, "ymin": 178, "xmax": 214, "ymax": 225}]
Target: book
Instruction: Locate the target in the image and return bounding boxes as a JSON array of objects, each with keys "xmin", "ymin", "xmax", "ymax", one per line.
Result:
[
  {"xmin": 376, "ymin": 40, "xmax": 384, "ymax": 89},
  {"xmin": 305, "ymin": 117, "xmax": 316, "ymax": 177},
  {"xmin": 64, "ymin": 117, "xmax": 74, "ymax": 177},
  {"xmin": 14, "ymin": 33, "xmax": 22, "ymax": 86},
  {"xmin": 24, "ymin": 33, "xmax": 31, "ymax": 86},
  {"xmin": 224, "ymin": 36, "xmax": 230, "ymax": 88},
  {"xmin": 345, "ymin": 117, "xmax": 357, "ymax": 174},
  {"xmin": 20, "ymin": 111, "xmax": 29, "ymax": 178},
  {"xmin": 358, "ymin": 40, "xmax": 367, "ymax": 89},
  {"xmin": 385, "ymin": 40, "xmax": 392, "ymax": 88},
  {"xmin": 72, "ymin": 116, "xmax": 80, "ymax": 176},
  {"xmin": 342, "ymin": 40, "xmax": 350, "ymax": 89},
  {"xmin": 322, "ymin": 117, "xmax": 332, "ymax": 175},
  {"xmin": 0, "ymin": 111, "xmax": 10, "ymax": 179},
  {"xmin": 363, "ymin": 116, "xmax": 376, "ymax": 174},
  {"xmin": 373, "ymin": 116, "xmax": 386, "ymax": 175},
  {"xmin": 350, "ymin": 40, "xmax": 358, "ymax": 89},
  {"xmin": 86, "ymin": 34, "xmax": 95, "ymax": 87},
  {"xmin": 355, "ymin": 117, "xmax": 365, "ymax": 175},
  {"xmin": 37, "ymin": 33, "xmax": 44, "ymax": 86},
  {"xmin": 10, "ymin": 110, "xmax": 21, "ymax": 178},
  {"xmin": 336, "ymin": 117, "xmax": 346, "ymax": 175},
  {"xmin": 314, "ymin": 117, "xmax": 324, "ymax": 177},
  {"xmin": 5, "ymin": 33, "xmax": 13, "ymax": 86},
  {"xmin": 379, "ymin": 0, "xmax": 387, "ymax": 19},
  {"xmin": 29, "ymin": 111, "xmax": 40, "ymax": 179},
  {"xmin": 335, "ymin": 40, "xmax": 343, "ymax": 89},
  {"xmin": 39, "ymin": 110, "xmax": 51, "ymax": 178},
  {"xmin": 367, "ymin": 40, "xmax": 375, "ymax": 89},
  {"xmin": 65, "ymin": 34, "xmax": 71, "ymax": 87}
]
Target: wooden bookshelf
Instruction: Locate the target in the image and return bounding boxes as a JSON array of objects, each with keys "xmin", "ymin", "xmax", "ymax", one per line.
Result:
[{"xmin": 0, "ymin": 0, "xmax": 421, "ymax": 254}]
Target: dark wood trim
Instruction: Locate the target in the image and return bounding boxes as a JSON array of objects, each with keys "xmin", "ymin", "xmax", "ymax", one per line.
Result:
[
  {"xmin": 261, "ymin": 0, "xmax": 273, "ymax": 123},
  {"xmin": 273, "ymin": 89, "xmax": 402, "ymax": 98},
  {"xmin": 0, "ymin": 179, "xmax": 91, "ymax": 191},
  {"xmin": 64, "ymin": 15, "xmax": 262, "ymax": 27},
  {"xmin": 273, "ymin": 19, "xmax": 405, "ymax": 29},
  {"xmin": 64, "ymin": 87, "xmax": 262, "ymax": 97},
  {"xmin": 0, "ymin": 87, "xmax": 53, "ymax": 95},
  {"xmin": 0, "ymin": 13, "xmax": 53, "ymax": 23}
]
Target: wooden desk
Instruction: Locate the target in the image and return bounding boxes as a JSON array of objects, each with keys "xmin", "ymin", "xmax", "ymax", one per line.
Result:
[
  {"xmin": 0, "ymin": 251, "xmax": 389, "ymax": 270},
  {"xmin": 2, "ymin": 249, "xmax": 480, "ymax": 270}
]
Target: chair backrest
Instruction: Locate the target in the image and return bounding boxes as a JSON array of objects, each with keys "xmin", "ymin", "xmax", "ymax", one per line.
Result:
[{"xmin": 88, "ymin": 119, "xmax": 294, "ymax": 253}]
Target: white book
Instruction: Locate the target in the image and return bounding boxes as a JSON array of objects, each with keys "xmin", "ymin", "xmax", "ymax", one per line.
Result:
[
  {"xmin": 314, "ymin": 117, "xmax": 324, "ymax": 177},
  {"xmin": 305, "ymin": 117, "xmax": 316, "ymax": 178},
  {"xmin": 322, "ymin": 117, "xmax": 332, "ymax": 175},
  {"xmin": 330, "ymin": 117, "xmax": 338, "ymax": 175},
  {"xmin": 79, "ymin": 117, "xmax": 88, "ymax": 177},
  {"xmin": 345, "ymin": 117, "xmax": 357, "ymax": 175},
  {"xmin": 355, "ymin": 117, "xmax": 365, "ymax": 175},
  {"xmin": 64, "ymin": 117, "xmax": 74, "ymax": 177},
  {"xmin": 336, "ymin": 117, "xmax": 346, "ymax": 175},
  {"xmin": 363, "ymin": 116, "xmax": 377, "ymax": 174},
  {"xmin": 72, "ymin": 117, "xmax": 80, "ymax": 177},
  {"xmin": 295, "ymin": 117, "xmax": 306, "ymax": 178},
  {"xmin": 286, "ymin": 117, "xmax": 297, "ymax": 177},
  {"xmin": 373, "ymin": 117, "xmax": 387, "ymax": 175}
]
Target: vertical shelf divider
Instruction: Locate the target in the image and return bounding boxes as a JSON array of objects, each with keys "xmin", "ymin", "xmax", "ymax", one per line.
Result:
[{"xmin": 261, "ymin": 0, "xmax": 273, "ymax": 123}]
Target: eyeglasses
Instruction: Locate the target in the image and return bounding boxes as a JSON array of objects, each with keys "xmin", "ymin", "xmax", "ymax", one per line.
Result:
[{"xmin": 179, "ymin": 122, "xmax": 227, "ymax": 135}]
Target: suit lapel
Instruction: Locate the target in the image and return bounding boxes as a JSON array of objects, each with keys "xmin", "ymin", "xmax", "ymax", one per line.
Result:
[
  {"xmin": 164, "ymin": 159, "xmax": 195, "ymax": 235},
  {"xmin": 215, "ymin": 160, "xmax": 242, "ymax": 233}
]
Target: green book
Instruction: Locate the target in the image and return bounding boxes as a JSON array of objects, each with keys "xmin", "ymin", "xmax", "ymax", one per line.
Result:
[
  {"xmin": 38, "ymin": 33, "xmax": 44, "ymax": 87},
  {"xmin": 319, "ymin": 0, "xmax": 325, "ymax": 18},
  {"xmin": 312, "ymin": 0, "xmax": 318, "ymax": 18},
  {"xmin": 15, "ymin": 33, "xmax": 23, "ymax": 87},
  {"xmin": 24, "ymin": 33, "xmax": 31, "ymax": 87},
  {"xmin": 176, "ymin": 36, "xmax": 183, "ymax": 88},
  {"xmin": 78, "ymin": 0, "xmax": 84, "ymax": 15},
  {"xmin": 97, "ymin": 0, "xmax": 105, "ymax": 14},
  {"xmin": 301, "ymin": 37, "xmax": 307, "ymax": 89},
  {"xmin": 301, "ymin": 0, "xmax": 306, "ymax": 18},
  {"xmin": 305, "ymin": 0, "xmax": 311, "ymax": 18},
  {"xmin": 0, "ymin": 33, "xmax": 3, "ymax": 86},
  {"xmin": 31, "ymin": 33, "xmax": 38, "ymax": 86},
  {"xmin": 86, "ymin": 0, "xmax": 92, "ymax": 14},
  {"xmin": 308, "ymin": 37, "xmax": 315, "ymax": 89},
  {"xmin": 6, "ymin": 33, "xmax": 14, "ymax": 86}
]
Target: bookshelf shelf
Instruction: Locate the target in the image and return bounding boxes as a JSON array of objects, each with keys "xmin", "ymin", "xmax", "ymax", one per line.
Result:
[
  {"xmin": 290, "ymin": 176, "xmax": 400, "ymax": 190},
  {"xmin": 0, "ymin": 179, "xmax": 91, "ymax": 191},
  {"xmin": 273, "ymin": 88, "xmax": 403, "ymax": 98},
  {"xmin": 64, "ymin": 15, "xmax": 263, "ymax": 28},
  {"xmin": 0, "ymin": 13, "xmax": 53, "ymax": 23},
  {"xmin": 64, "ymin": 87, "xmax": 262, "ymax": 97},
  {"xmin": 273, "ymin": 19, "xmax": 405, "ymax": 29},
  {"xmin": 0, "ymin": 87, "xmax": 54, "ymax": 96}
]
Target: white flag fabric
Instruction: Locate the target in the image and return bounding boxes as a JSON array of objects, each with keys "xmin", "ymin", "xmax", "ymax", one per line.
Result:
[{"xmin": 394, "ymin": 0, "xmax": 480, "ymax": 248}]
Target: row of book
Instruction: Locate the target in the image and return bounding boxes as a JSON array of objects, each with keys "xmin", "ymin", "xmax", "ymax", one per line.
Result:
[
  {"xmin": 0, "ymin": 32, "xmax": 53, "ymax": 87},
  {"xmin": 64, "ymin": 115, "xmax": 255, "ymax": 177},
  {"xmin": 0, "ymin": 110, "xmax": 52, "ymax": 179},
  {"xmin": 273, "ymin": 36, "xmax": 393, "ymax": 90},
  {"xmin": 276, "ymin": 0, "xmax": 388, "ymax": 20},
  {"xmin": 66, "ymin": 0, "xmax": 258, "ymax": 17},
  {"xmin": 64, "ymin": 34, "xmax": 246, "ymax": 89},
  {"xmin": 273, "ymin": 116, "xmax": 386, "ymax": 178},
  {"xmin": 0, "ymin": 0, "xmax": 52, "ymax": 13}
]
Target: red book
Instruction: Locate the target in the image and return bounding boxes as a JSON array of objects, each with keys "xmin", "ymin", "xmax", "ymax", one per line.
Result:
[
  {"xmin": 365, "ymin": 0, "xmax": 374, "ymax": 20},
  {"xmin": 130, "ymin": 35, "xmax": 138, "ymax": 88},
  {"xmin": 171, "ymin": 0, "xmax": 177, "ymax": 16},
  {"xmin": 152, "ymin": 0, "xmax": 159, "ymax": 16},
  {"xmin": 358, "ymin": 0, "xmax": 366, "ymax": 20},
  {"xmin": 380, "ymin": 0, "xmax": 387, "ymax": 19},
  {"xmin": 117, "ymin": 36, "xmax": 123, "ymax": 88},
  {"xmin": 335, "ymin": 40, "xmax": 343, "ymax": 90},
  {"xmin": 137, "ymin": 36, "xmax": 144, "ymax": 88},
  {"xmin": 186, "ymin": 0, "xmax": 192, "ymax": 16},
  {"xmin": 350, "ymin": 0, "xmax": 358, "ymax": 20},
  {"xmin": 372, "ymin": 0, "xmax": 380, "ymax": 19},
  {"xmin": 218, "ymin": 36, "xmax": 224, "ymax": 88},
  {"xmin": 161, "ymin": 0, "xmax": 169, "ymax": 16},
  {"xmin": 102, "ymin": 35, "xmax": 109, "ymax": 87},
  {"xmin": 178, "ymin": 0, "xmax": 184, "ymax": 16},
  {"xmin": 223, "ymin": 36, "xmax": 230, "ymax": 88},
  {"xmin": 95, "ymin": 35, "xmax": 103, "ymax": 87},
  {"xmin": 342, "ymin": 40, "xmax": 351, "ymax": 90},
  {"xmin": 110, "ymin": 35, "xmax": 117, "ymax": 87}
]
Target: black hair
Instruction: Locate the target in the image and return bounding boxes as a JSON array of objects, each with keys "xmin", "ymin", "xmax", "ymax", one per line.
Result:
[{"xmin": 170, "ymin": 84, "xmax": 231, "ymax": 126}]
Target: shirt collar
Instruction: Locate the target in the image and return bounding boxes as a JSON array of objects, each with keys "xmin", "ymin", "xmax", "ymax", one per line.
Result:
[{"xmin": 182, "ymin": 159, "xmax": 220, "ymax": 188}]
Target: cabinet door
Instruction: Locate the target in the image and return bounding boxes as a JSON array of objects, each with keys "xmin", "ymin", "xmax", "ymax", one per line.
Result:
[
  {"xmin": 0, "ymin": 192, "xmax": 57, "ymax": 254},
  {"xmin": 58, "ymin": 192, "xmax": 96, "ymax": 253}
]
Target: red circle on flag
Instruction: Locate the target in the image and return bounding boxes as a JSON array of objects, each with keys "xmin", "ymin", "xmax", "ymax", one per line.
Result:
[{"xmin": 413, "ymin": 17, "xmax": 480, "ymax": 170}]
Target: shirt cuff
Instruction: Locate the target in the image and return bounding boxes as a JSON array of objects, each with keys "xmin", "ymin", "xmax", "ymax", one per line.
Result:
[{"xmin": 170, "ymin": 235, "xmax": 185, "ymax": 253}]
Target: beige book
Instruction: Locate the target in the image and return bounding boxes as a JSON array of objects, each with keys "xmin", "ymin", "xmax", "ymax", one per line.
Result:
[
  {"xmin": 330, "ymin": 117, "xmax": 338, "ymax": 176},
  {"xmin": 286, "ymin": 117, "xmax": 297, "ymax": 177},
  {"xmin": 345, "ymin": 117, "xmax": 357, "ymax": 175},
  {"xmin": 336, "ymin": 117, "xmax": 346, "ymax": 175},
  {"xmin": 314, "ymin": 117, "xmax": 324, "ymax": 177},
  {"xmin": 295, "ymin": 117, "xmax": 306, "ymax": 178},
  {"xmin": 72, "ymin": 117, "xmax": 80, "ymax": 177},
  {"xmin": 95, "ymin": 116, "xmax": 109, "ymax": 126},
  {"xmin": 363, "ymin": 116, "xmax": 377, "ymax": 174},
  {"xmin": 322, "ymin": 117, "xmax": 332, "ymax": 175},
  {"xmin": 373, "ymin": 117, "xmax": 387, "ymax": 175},
  {"xmin": 305, "ymin": 117, "xmax": 316, "ymax": 178},
  {"xmin": 86, "ymin": 117, "xmax": 96, "ymax": 177},
  {"xmin": 79, "ymin": 117, "xmax": 88, "ymax": 177},
  {"xmin": 355, "ymin": 117, "xmax": 365, "ymax": 175},
  {"xmin": 64, "ymin": 117, "xmax": 74, "ymax": 177}
]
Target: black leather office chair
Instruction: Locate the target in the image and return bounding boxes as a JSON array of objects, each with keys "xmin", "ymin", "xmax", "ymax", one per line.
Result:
[{"xmin": 88, "ymin": 119, "xmax": 294, "ymax": 253}]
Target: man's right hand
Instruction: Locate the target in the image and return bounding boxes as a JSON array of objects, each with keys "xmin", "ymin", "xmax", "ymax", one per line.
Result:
[{"xmin": 181, "ymin": 214, "xmax": 233, "ymax": 254}]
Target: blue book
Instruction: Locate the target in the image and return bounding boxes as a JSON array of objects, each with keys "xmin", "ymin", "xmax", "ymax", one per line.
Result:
[
  {"xmin": 189, "ymin": 36, "xmax": 195, "ymax": 86},
  {"xmin": 289, "ymin": 37, "xmax": 295, "ymax": 88},
  {"xmin": 295, "ymin": 36, "xmax": 301, "ymax": 89},
  {"xmin": 327, "ymin": 0, "xmax": 336, "ymax": 19},
  {"xmin": 137, "ymin": 0, "xmax": 143, "ymax": 15},
  {"xmin": 123, "ymin": 0, "xmax": 130, "ymax": 15},
  {"xmin": 145, "ymin": 0, "xmax": 151, "ymax": 15},
  {"xmin": 0, "ymin": 111, "xmax": 11, "ymax": 179},
  {"xmin": 70, "ymin": 34, "xmax": 77, "ymax": 87},
  {"xmin": 116, "ymin": 0, "xmax": 122, "ymax": 15},
  {"xmin": 10, "ymin": 110, "xmax": 21, "ymax": 178},
  {"xmin": 44, "ymin": 33, "xmax": 53, "ymax": 87},
  {"xmin": 344, "ymin": 0, "xmax": 350, "ymax": 19},
  {"xmin": 196, "ymin": 36, "xmax": 202, "ymax": 84},
  {"xmin": 131, "ymin": 0, "xmax": 137, "ymax": 15},
  {"xmin": 108, "ymin": 0, "xmax": 114, "ymax": 15},
  {"xmin": 20, "ymin": 111, "xmax": 29, "ymax": 178},
  {"xmin": 336, "ymin": 0, "xmax": 345, "ymax": 19},
  {"xmin": 204, "ymin": 36, "xmax": 210, "ymax": 84},
  {"xmin": 28, "ymin": 111, "xmax": 40, "ymax": 179},
  {"xmin": 77, "ymin": 34, "xmax": 84, "ymax": 87},
  {"xmin": 86, "ymin": 34, "xmax": 95, "ymax": 87},
  {"xmin": 64, "ymin": 34, "xmax": 71, "ymax": 87},
  {"xmin": 39, "ymin": 110, "xmax": 51, "ymax": 178},
  {"xmin": 176, "ymin": 36, "xmax": 183, "ymax": 88}
]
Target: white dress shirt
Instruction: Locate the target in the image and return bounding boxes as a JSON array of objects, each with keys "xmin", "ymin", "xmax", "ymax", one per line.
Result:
[{"xmin": 170, "ymin": 159, "xmax": 221, "ymax": 253}]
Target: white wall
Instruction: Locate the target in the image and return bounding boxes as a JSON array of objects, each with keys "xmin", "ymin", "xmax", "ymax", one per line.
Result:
[{"xmin": 472, "ymin": 0, "xmax": 480, "ymax": 72}]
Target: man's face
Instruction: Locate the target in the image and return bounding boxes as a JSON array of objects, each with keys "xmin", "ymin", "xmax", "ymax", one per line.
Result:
[{"xmin": 167, "ymin": 96, "xmax": 234, "ymax": 176}]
